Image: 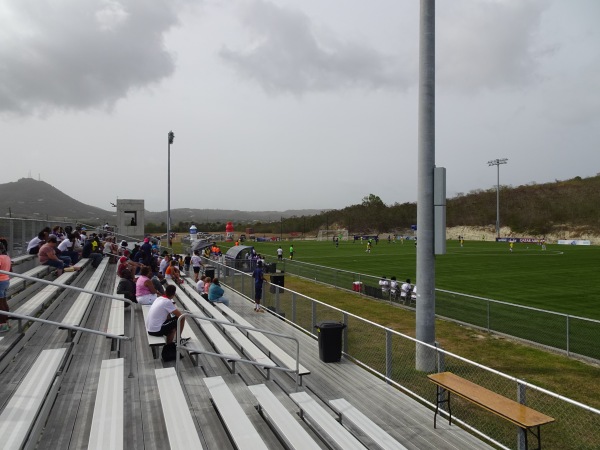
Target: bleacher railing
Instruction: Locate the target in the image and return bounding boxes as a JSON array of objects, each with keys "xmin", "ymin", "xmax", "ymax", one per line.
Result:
[
  {"xmin": 261, "ymin": 256, "xmax": 600, "ymax": 362},
  {"xmin": 0, "ymin": 270, "xmax": 137, "ymax": 378},
  {"xmin": 205, "ymin": 258, "xmax": 600, "ymax": 450}
]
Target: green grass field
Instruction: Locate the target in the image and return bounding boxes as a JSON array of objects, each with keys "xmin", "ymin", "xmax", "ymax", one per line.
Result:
[{"xmin": 234, "ymin": 239, "xmax": 600, "ymax": 320}]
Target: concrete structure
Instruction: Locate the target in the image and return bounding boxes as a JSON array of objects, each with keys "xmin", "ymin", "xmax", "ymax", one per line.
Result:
[{"xmin": 116, "ymin": 199, "xmax": 144, "ymax": 238}]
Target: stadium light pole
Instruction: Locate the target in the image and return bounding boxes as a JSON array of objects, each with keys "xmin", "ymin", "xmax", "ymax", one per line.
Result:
[
  {"xmin": 167, "ymin": 131, "xmax": 175, "ymax": 250},
  {"xmin": 487, "ymin": 158, "xmax": 508, "ymax": 238}
]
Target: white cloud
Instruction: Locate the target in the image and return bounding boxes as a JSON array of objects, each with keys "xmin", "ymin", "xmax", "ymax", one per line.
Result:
[
  {"xmin": 219, "ymin": 0, "xmax": 411, "ymax": 95},
  {"xmin": 0, "ymin": 0, "xmax": 183, "ymax": 116}
]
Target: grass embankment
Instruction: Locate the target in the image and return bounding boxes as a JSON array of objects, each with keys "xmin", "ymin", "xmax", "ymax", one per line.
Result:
[{"xmin": 284, "ymin": 276, "xmax": 600, "ymax": 411}]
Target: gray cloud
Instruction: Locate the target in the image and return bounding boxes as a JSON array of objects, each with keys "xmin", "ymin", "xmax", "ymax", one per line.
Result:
[
  {"xmin": 0, "ymin": 0, "xmax": 182, "ymax": 116},
  {"xmin": 219, "ymin": 0, "xmax": 410, "ymax": 95},
  {"xmin": 437, "ymin": 0, "xmax": 552, "ymax": 91}
]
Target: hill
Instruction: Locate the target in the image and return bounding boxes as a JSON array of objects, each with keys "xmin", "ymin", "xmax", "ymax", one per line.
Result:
[{"xmin": 0, "ymin": 178, "xmax": 323, "ymax": 224}]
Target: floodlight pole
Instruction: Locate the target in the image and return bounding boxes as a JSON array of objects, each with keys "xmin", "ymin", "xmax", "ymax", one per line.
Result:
[
  {"xmin": 487, "ymin": 158, "xmax": 508, "ymax": 238},
  {"xmin": 167, "ymin": 131, "xmax": 175, "ymax": 250},
  {"xmin": 416, "ymin": 0, "xmax": 436, "ymax": 372}
]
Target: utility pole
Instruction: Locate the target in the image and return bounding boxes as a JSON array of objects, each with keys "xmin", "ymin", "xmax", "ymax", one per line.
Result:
[
  {"xmin": 416, "ymin": 0, "xmax": 436, "ymax": 371},
  {"xmin": 167, "ymin": 131, "xmax": 175, "ymax": 250},
  {"xmin": 487, "ymin": 158, "xmax": 508, "ymax": 238}
]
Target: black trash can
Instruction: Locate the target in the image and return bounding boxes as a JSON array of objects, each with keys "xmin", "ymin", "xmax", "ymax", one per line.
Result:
[
  {"xmin": 315, "ymin": 322, "xmax": 346, "ymax": 362},
  {"xmin": 204, "ymin": 266, "xmax": 215, "ymax": 279},
  {"xmin": 269, "ymin": 274, "xmax": 285, "ymax": 293}
]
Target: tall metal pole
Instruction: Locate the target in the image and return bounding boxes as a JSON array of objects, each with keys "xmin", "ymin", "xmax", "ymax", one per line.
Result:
[
  {"xmin": 416, "ymin": 0, "xmax": 436, "ymax": 371},
  {"xmin": 167, "ymin": 131, "xmax": 175, "ymax": 251},
  {"xmin": 487, "ymin": 158, "xmax": 508, "ymax": 238}
]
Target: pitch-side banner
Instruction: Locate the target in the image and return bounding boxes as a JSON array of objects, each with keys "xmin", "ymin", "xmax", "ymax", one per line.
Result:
[{"xmin": 557, "ymin": 239, "xmax": 591, "ymax": 246}]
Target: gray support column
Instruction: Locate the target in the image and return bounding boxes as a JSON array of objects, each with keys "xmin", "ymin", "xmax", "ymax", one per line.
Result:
[
  {"xmin": 517, "ymin": 382, "xmax": 527, "ymax": 450},
  {"xmin": 416, "ymin": 0, "xmax": 437, "ymax": 371}
]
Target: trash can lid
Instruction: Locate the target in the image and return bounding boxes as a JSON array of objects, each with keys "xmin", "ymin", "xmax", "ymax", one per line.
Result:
[{"xmin": 316, "ymin": 322, "xmax": 346, "ymax": 329}]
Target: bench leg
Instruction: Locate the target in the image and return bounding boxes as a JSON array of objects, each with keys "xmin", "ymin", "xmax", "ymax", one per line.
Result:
[{"xmin": 434, "ymin": 386, "xmax": 451, "ymax": 428}]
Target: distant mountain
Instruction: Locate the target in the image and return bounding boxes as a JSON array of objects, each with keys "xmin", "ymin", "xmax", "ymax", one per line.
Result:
[{"xmin": 0, "ymin": 178, "xmax": 324, "ymax": 225}]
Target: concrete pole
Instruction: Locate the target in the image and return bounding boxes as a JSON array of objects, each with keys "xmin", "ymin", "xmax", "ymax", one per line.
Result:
[
  {"xmin": 416, "ymin": 0, "xmax": 436, "ymax": 372},
  {"xmin": 496, "ymin": 163, "xmax": 500, "ymax": 237}
]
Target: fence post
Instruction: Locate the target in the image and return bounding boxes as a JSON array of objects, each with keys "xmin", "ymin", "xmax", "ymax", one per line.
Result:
[
  {"xmin": 343, "ymin": 312, "xmax": 349, "ymax": 354},
  {"xmin": 487, "ymin": 299, "xmax": 490, "ymax": 332},
  {"xmin": 517, "ymin": 381, "xmax": 527, "ymax": 450},
  {"xmin": 8, "ymin": 220, "xmax": 14, "ymax": 255},
  {"xmin": 292, "ymin": 292, "xmax": 296, "ymax": 323},
  {"xmin": 275, "ymin": 285, "xmax": 280, "ymax": 312},
  {"xmin": 566, "ymin": 315, "xmax": 570, "ymax": 356},
  {"xmin": 241, "ymin": 273, "xmax": 245, "ymax": 296},
  {"xmin": 311, "ymin": 301, "xmax": 317, "ymax": 334},
  {"xmin": 386, "ymin": 329, "xmax": 393, "ymax": 383},
  {"xmin": 435, "ymin": 341, "xmax": 445, "ymax": 373}
]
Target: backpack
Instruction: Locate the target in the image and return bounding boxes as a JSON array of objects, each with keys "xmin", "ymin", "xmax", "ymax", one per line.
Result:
[{"xmin": 161, "ymin": 342, "xmax": 177, "ymax": 362}]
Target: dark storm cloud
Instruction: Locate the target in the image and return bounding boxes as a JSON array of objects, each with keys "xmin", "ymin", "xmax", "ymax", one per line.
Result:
[
  {"xmin": 0, "ymin": 0, "xmax": 182, "ymax": 116},
  {"xmin": 219, "ymin": 0, "xmax": 410, "ymax": 95}
]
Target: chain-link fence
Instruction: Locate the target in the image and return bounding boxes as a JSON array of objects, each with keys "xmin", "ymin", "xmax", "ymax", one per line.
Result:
[
  {"xmin": 258, "ymin": 257, "xmax": 600, "ymax": 362},
  {"xmin": 208, "ymin": 258, "xmax": 600, "ymax": 450}
]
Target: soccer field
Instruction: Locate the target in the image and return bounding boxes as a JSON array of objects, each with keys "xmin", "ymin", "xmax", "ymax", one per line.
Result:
[{"xmin": 243, "ymin": 239, "xmax": 600, "ymax": 320}]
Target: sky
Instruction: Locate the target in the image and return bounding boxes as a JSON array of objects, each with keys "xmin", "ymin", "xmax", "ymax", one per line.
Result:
[{"xmin": 1, "ymin": 0, "xmax": 599, "ymax": 213}]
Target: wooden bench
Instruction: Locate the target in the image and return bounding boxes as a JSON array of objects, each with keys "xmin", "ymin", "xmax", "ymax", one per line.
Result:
[
  {"xmin": 428, "ymin": 372, "xmax": 554, "ymax": 450},
  {"xmin": 203, "ymin": 376, "xmax": 268, "ymax": 450},
  {"xmin": 88, "ymin": 358, "xmax": 124, "ymax": 450},
  {"xmin": 248, "ymin": 384, "xmax": 321, "ymax": 450},
  {"xmin": 289, "ymin": 391, "xmax": 366, "ymax": 450},
  {"xmin": 171, "ymin": 286, "xmax": 239, "ymax": 371},
  {"xmin": 106, "ymin": 279, "xmax": 125, "ymax": 353},
  {"xmin": 7, "ymin": 265, "xmax": 51, "ymax": 296},
  {"xmin": 141, "ymin": 304, "xmax": 200, "ymax": 364},
  {"xmin": 216, "ymin": 303, "xmax": 311, "ymax": 383},
  {"xmin": 155, "ymin": 367, "xmax": 205, "ymax": 450},
  {"xmin": 61, "ymin": 258, "xmax": 109, "ymax": 340},
  {"xmin": 329, "ymin": 398, "xmax": 407, "ymax": 450},
  {"xmin": 178, "ymin": 282, "xmax": 276, "ymax": 372},
  {"xmin": 0, "ymin": 348, "xmax": 67, "ymax": 449},
  {"xmin": 14, "ymin": 259, "xmax": 89, "ymax": 331}
]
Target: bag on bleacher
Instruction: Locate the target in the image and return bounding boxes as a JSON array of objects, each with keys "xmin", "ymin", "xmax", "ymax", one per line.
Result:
[{"xmin": 161, "ymin": 343, "xmax": 177, "ymax": 362}]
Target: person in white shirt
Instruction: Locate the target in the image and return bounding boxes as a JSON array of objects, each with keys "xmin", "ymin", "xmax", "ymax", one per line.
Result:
[
  {"xmin": 190, "ymin": 251, "xmax": 203, "ymax": 282},
  {"xmin": 379, "ymin": 276, "xmax": 390, "ymax": 298},
  {"xmin": 57, "ymin": 233, "xmax": 80, "ymax": 264},
  {"xmin": 146, "ymin": 285, "xmax": 188, "ymax": 345},
  {"xmin": 196, "ymin": 276, "xmax": 205, "ymax": 294},
  {"xmin": 400, "ymin": 279, "xmax": 412, "ymax": 304},
  {"xmin": 390, "ymin": 276, "xmax": 399, "ymax": 300}
]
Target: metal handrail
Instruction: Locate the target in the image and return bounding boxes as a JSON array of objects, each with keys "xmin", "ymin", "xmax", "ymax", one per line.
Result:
[
  {"xmin": 0, "ymin": 269, "xmax": 137, "ymax": 378},
  {"xmin": 174, "ymin": 312, "xmax": 302, "ymax": 390}
]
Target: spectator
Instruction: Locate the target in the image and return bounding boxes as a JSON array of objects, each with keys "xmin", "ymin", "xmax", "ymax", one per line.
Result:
[
  {"xmin": 136, "ymin": 266, "xmax": 158, "ymax": 305},
  {"xmin": 390, "ymin": 276, "xmax": 399, "ymax": 300},
  {"xmin": 190, "ymin": 251, "xmax": 203, "ymax": 282},
  {"xmin": 159, "ymin": 253, "xmax": 170, "ymax": 276},
  {"xmin": 202, "ymin": 276, "xmax": 211, "ymax": 300},
  {"xmin": 196, "ymin": 275, "xmax": 205, "ymax": 294},
  {"xmin": 81, "ymin": 236, "xmax": 103, "ymax": 269},
  {"xmin": 277, "ymin": 246, "xmax": 283, "ymax": 261},
  {"xmin": 207, "ymin": 278, "xmax": 229, "ymax": 306},
  {"xmin": 57, "ymin": 232, "xmax": 80, "ymax": 265},
  {"xmin": 252, "ymin": 261, "xmax": 265, "ymax": 312},
  {"xmin": 146, "ymin": 285, "xmax": 189, "ymax": 345},
  {"xmin": 39, "ymin": 236, "xmax": 77, "ymax": 275},
  {"xmin": 183, "ymin": 254, "xmax": 191, "ymax": 273},
  {"xmin": 27, "ymin": 228, "xmax": 50, "ymax": 255},
  {"xmin": 400, "ymin": 279, "xmax": 412, "ymax": 304},
  {"xmin": 165, "ymin": 259, "xmax": 183, "ymax": 285},
  {"xmin": 116, "ymin": 268, "xmax": 137, "ymax": 306},
  {"xmin": 379, "ymin": 276, "xmax": 390, "ymax": 297},
  {"xmin": 0, "ymin": 239, "xmax": 11, "ymax": 332}
]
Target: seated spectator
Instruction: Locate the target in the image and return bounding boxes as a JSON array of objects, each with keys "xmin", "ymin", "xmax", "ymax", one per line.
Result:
[
  {"xmin": 57, "ymin": 232, "xmax": 80, "ymax": 265},
  {"xmin": 159, "ymin": 254, "xmax": 170, "ymax": 277},
  {"xmin": 202, "ymin": 276, "xmax": 211, "ymax": 300},
  {"xmin": 116, "ymin": 268, "xmax": 137, "ymax": 306},
  {"xmin": 400, "ymin": 279, "xmax": 412, "ymax": 303},
  {"xmin": 81, "ymin": 236, "xmax": 103, "ymax": 269},
  {"xmin": 39, "ymin": 236, "xmax": 78, "ymax": 275},
  {"xmin": 136, "ymin": 266, "xmax": 158, "ymax": 305},
  {"xmin": 27, "ymin": 228, "xmax": 50, "ymax": 255},
  {"xmin": 379, "ymin": 276, "xmax": 390, "ymax": 297},
  {"xmin": 165, "ymin": 260, "xmax": 183, "ymax": 285},
  {"xmin": 196, "ymin": 276, "xmax": 205, "ymax": 294},
  {"xmin": 390, "ymin": 276, "xmax": 399, "ymax": 299},
  {"xmin": 117, "ymin": 256, "xmax": 141, "ymax": 278},
  {"xmin": 207, "ymin": 278, "xmax": 229, "ymax": 306},
  {"xmin": 146, "ymin": 285, "xmax": 189, "ymax": 345}
]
